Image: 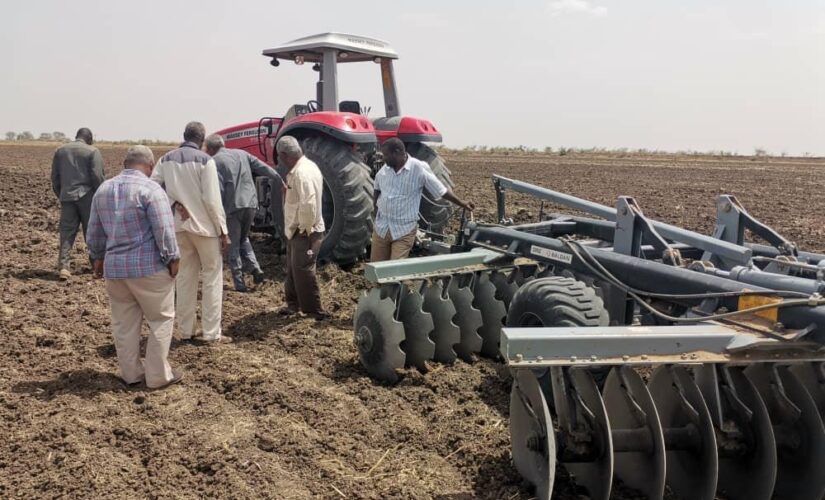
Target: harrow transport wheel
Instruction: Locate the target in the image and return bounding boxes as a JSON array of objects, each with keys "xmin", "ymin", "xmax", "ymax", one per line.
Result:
[
  {"xmin": 510, "ymin": 369, "xmax": 556, "ymax": 499},
  {"xmin": 603, "ymin": 366, "xmax": 667, "ymax": 500},
  {"xmin": 406, "ymin": 142, "xmax": 453, "ymax": 235},
  {"xmin": 695, "ymin": 364, "xmax": 776, "ymax": 500},
  {"xmin": 506, "ymin": 276, "xmax": 611, "ymax": 386},
  {"xmin": 353, "ymin": 286, "xmax": 405, "ymax": 383},
  {"xmin": 745, "ymin": 364, "xmax": 825, "ymax": 500},
  {"xmin": 446, "ymin": 276, "xmax": 483, "ymax": 362},
  {"xmin": 300, "ymin": 135, "xmax": 374, "ymax": 264},
  {"xmin": 421, "ymin": 280, "xmax": 461, "ymax": 364},
  {"xmin": 472, "ymin": 272, "xmax": 508, "ymax": 358},
  {"xmin": 396, "ymin": 285, "xmax": 435, "ymax": 371},
  {"xmin": 648, "ymin": 365, "xmax": 718, "ymax": 500}
]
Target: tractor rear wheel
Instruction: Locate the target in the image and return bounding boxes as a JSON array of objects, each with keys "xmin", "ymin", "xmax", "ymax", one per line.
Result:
[
  {"xmin": 300, "ymin": 135, "xmax": 374, "ymax": 264},
  {"xmin": 406, "ymin": 142, "xmax": 454, "ymax": 235}
]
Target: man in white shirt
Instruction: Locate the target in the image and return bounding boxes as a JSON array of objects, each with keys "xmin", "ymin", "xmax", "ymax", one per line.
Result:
[
  {"xmin": 277, "ymin": 136, "xmax": 328, "ymax": 320},
  {"xmin": 371, "ymin": 138, "xmax": 474, "ymax": 262},
  {"xmin": 151, "ymin": 122, "xmax": 231, "ymax": 343}
]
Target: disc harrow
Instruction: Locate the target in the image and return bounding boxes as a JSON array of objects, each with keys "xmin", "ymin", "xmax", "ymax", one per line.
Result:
[{"xmin": 353, "ymin": 175, "xmax": 825, "ymax": 497}]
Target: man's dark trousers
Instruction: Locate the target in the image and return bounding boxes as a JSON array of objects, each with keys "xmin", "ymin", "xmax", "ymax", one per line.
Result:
[
  {"xmin": 58, "ymin": 191, "xmax": 94, "ymax": 270},
  {"xmin": 227, "ymin": 208, "xmax": 263, "ymax": 289},
  {"xmin": 284, "ymin": 232, "xmax": 323, "ymax": 314}
]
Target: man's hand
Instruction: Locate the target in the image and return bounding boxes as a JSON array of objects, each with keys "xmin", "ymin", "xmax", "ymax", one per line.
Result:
[
  {"xmin": 463, "ymin": 201, "xmax": 475, "ymax": 211},
  {"xmin": 220, "ymin": 234, "xmax": 230, "ymax": 256},
  {"xmin": 93, "ymin": 259, "xmax": 104, "ymax": 279},
  {"xmin": 168, "ymin": 259, "xmax": 180, "ymax": 278},
  {"xmin": 175, "ymin": 203, "xmax": 191, "ymax": 221}
]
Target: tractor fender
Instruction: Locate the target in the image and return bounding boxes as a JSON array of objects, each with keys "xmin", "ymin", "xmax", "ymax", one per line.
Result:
[
  {"xmin": 373, "ymin": 115, "xmax": 443, "ymax": 144},
  {"xmin": 214, "ymin": 120, "xmax": 279, "ymax": 164},
  {"xmin": 278, "ymin": 112, "xmax": 377, "ymax": 144}
]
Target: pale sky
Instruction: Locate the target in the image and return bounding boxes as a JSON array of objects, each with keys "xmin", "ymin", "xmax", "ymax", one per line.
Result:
[{"xmin": 2, "ymin": 0, "xmax": 823, "ymax": 154}]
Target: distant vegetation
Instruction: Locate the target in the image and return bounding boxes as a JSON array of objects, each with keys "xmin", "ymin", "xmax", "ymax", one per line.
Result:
[
  {"xmin": 2, "ymin": 131, "xmax": 176, "ymax": 147},
  {"xmin": 435, "ymin": 145, "xmax": 817, "ymax": 159}
]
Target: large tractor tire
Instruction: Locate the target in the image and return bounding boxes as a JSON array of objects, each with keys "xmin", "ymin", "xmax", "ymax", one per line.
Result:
[
  {"xmin": 299, "ymin": 135, "xmax": 374, "ymax": 264},
  {"xmin": 406, "ymin": 142, "xmax": 454, "ymax": 235}
]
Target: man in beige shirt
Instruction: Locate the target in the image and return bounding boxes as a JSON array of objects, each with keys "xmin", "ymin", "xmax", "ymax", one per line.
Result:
[
  {"xmin": 276, "ymin": 136, "xmax": 328, "ymax": 320},
  {"xmin": 151, "ymin": 122, "xmax": 231, "ymax": 343}
]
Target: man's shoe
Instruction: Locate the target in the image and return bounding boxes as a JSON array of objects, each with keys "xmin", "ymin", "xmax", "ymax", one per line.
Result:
[
  {"xmin": 312, "ymin": 311, "xmax": 331, "ymax": 322},
  {"xmin": 121, "ymin": 376, "xmax": 145, "ymax": 388},
  {"xmin": 277, "ymin": 306, "xmax": 299, "ymax": 316},
  {"xmin": 234, "ymin": 284, "xmax": 250, "ymax": 293},
  {"xmin": 150, "ymin": 370, "xmax": 184, "ymax": 390},
  {"xmin": 58, "ymin": 269, "xmax": 72, "ymax": 280},
  {"xmin": 195, "ymin": 335, "xmax": 233, "ymax": 345},
  {"xmin": 253, "ymin": 271, "xmax": 265, "ymax": 284}
]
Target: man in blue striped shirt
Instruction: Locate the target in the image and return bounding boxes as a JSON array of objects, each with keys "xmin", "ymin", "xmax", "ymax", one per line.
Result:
[{"xmin": 371, "ymin": 138, "xmax": 474, "ymax": 261}]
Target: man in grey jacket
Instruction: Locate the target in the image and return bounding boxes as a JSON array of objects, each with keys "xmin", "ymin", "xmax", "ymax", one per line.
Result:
[
  {"xmin": 51, "ymin": 127, "xmax": 105, "ymax": 279},
  {"xmin": 205, "ymin": 134, "xmax": 284, "ymax": 292}
]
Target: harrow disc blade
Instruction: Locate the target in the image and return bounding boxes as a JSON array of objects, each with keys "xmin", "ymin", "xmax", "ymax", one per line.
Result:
[
  {"xmin": 603, "ymin": 366, "xmax": 666, "ymax": 500},
  {"xmin": 472, "ymin": 272, "xmax": 507, "ymax": 358},
  {"xmin": 446, "ymin": 277, "xmax": 484, "ymax": 362},
  {"xmin": 745, "ymin": 364, "xmax": 825, "ymax": 500},
  {"xmin": 396, "ymin": 285, "xmax": 435, "ymax": 371},
  {"xmin": 696, "ymin": 364, "xmax": 776, "ymax": 500},
  {"xmin": 353, "ymin": 286, "xmax": 406, "ymax": 383},
  {"xmin": 510, "ymin": 369, "xmax": 556, "ymax": 499},
  {"xmin": 562, "ymin": 367, "xmax": 614, "ymax": 500},
  {"xmin": 648, "ymin": 365, "xmax": 718, "ymax": 500},
  {"xmin": 790, "ymin": 362, "xmax": 825, "ymax": 420},
  {"xmin": 489, "ymin": 270, "xmax": 518, "ymax": 308},
  {"xmin": 421, "ymin": 280, "xmax": 460, "ymax": 364}
]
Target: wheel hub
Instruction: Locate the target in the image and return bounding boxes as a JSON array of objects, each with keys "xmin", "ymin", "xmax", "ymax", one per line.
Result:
[{"xmin": 355, "ymin": 325, "xmax": 374, "ymax": 352}]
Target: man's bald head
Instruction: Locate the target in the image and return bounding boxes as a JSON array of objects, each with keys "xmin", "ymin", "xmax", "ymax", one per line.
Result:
[{"xmin": 76, "ymin": 128, "xmax": 93, "ymax": 145}]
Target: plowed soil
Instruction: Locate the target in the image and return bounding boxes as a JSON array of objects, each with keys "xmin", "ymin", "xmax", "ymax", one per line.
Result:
[{"xmin": 1, "ymin": 143, "xmax": 824, "ymax": 499}]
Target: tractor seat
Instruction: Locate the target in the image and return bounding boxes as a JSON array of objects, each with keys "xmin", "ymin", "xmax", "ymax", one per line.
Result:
[
  {"xmin": 339, "ymin": 101, "xmax": 361, "ymax": 114},
  {"xmin": 283, "ymin": 104, "xmax": 310, "ymax": 122}
]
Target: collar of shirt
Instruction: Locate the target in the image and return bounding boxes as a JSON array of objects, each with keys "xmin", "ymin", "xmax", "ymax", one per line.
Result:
[
  {"xmin": 180, "ymin": 141, "xmax": 201, "ymax": 150},
  {"xmin": 121, "ymin": 168, "xmax": 149, "ymax": 179},
  {"xmin": 286, "ymin": 156, "xmax": 308, "ymax": 179}
]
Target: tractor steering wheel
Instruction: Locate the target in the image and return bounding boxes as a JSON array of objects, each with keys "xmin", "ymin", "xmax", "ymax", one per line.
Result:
[{"xmin": 306, "ymin": 100, "xmax": 320, "ymax": 113}]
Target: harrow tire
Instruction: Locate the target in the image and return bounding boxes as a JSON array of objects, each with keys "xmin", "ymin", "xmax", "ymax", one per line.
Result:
[
  {"xmin": 406, "ymin": 142, "xmax": 454, "ymax": 235},
  {"xmin": 300, "ymin": 135, "xmax": 374, "ymax": 265},
  {"xmin": 506, "ymin": 277, "xmax": 609, "ymax": 328}
]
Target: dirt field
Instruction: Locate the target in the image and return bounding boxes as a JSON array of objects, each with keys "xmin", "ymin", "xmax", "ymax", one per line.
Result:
[{"xmin": 1, "ymin": 142, "xmax": 824, "ymax": 499}]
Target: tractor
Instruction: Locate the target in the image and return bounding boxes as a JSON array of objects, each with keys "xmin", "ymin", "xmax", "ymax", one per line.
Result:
[{"xmin": 215, "ymin": 33, "xmax": 454, "ymax": 264}]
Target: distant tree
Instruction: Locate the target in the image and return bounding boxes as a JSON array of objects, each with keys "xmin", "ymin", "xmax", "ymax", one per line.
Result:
[
  {"xmin": 16, "ymin": 131, "xmax": 33, "ymax": 141},
  {"xmin": 753, "ymin": 147, "xmax": 768, "ymax": 157},
  {"xmin": 38, "ymin": 132, "xmax": 53, "ymax": 141},
  {"xmin": 52, "ymin": 131, "xmax": 67, "ymax": 141},
  {"xmin": 5, "ymin": 131, "xmax": 15, "ymax": 141}
]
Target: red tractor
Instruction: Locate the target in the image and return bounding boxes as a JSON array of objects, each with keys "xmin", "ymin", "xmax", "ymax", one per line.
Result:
[{"xmin": 215, "ymin": 33, "xmax": 454, "ymax": 264}]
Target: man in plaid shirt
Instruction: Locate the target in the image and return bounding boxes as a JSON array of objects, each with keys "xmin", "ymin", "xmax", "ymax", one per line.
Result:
[{"xmin": 87, "ymin": 145, "xmax": 183, "ymax": 389}]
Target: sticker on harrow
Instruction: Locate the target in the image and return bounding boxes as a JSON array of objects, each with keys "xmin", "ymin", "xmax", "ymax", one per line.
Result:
[{"xmin": 530, "ymin": 245, "xmax": 573, "ymax": 264}]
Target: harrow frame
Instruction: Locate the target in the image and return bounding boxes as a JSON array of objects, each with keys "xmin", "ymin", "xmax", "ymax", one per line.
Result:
[{"xmin": 353, "ymin": 175, "xmax": 825, "ymax": 499}]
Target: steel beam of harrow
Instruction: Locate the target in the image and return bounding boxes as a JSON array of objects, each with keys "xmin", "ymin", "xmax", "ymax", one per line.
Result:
[
  {"xmin": 364, "ymin": 249, "xmax": 535, "ymax": 284},
  {"xmin": 500, "ymin": 324, "xmax": 825, "ymax": 367},
  {"xmin": 493, "ymin": 175, "xmax": 752, "ymax": 265}
]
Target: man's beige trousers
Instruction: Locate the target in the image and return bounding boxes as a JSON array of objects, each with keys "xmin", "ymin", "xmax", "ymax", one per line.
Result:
[
  {"xmin": 176, "ymin": 231, "xmax": 223, "ymax": 340},
  {"xmin": 370, "ymin": 228, "xmax": 417, "ymax": 262},
  {"xmin": 105, "ymin": 270, "xmax": 175, "ymax": 388}
]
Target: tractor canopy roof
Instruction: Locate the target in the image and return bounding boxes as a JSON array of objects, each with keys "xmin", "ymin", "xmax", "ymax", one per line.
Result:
[{"xmin": 262, "ymin": 33, "xmax": 398, "ymax": 63}]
